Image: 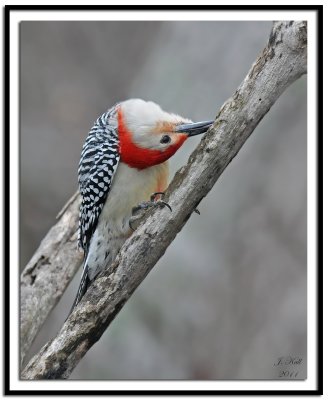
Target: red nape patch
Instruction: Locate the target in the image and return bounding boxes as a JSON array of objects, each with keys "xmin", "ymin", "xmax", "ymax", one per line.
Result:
[{"xmin": 117, "ymin": 107, "xmax": 187, "ymax": 170}]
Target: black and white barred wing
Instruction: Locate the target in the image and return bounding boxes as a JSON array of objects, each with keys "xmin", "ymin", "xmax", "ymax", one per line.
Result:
[{"xmin": 78, "ymin": 107, "xmax": 120, "ymax": 252}]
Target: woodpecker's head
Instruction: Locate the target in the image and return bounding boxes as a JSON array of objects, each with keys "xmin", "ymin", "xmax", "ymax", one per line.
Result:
[{"xmin": 117, "ymin": 99, "xmax": 213, "ymax": 169}]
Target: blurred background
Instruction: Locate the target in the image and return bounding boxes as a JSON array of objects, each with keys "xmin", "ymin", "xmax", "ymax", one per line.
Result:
[{"xmin": 20, "ymin": 21, "xmax": 307, "ymax": 379}]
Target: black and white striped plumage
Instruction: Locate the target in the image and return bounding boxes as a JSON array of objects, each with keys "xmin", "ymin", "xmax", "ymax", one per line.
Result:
[
  {"xmin": 78, "ymin": 105, "xmax": 120, "ymax": 253},
  {"xmin": 72, "ymin": 105, "xmax": 120, "ymax": 311}
]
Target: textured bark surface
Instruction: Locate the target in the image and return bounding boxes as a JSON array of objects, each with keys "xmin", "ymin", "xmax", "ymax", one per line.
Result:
[
  {"xmin": 20, "ymin": 192, "xmax": 82, "ymax": 365},
  {"xmin": 21, "ymin": 21, "xmax": 307, "ymax": 379}
]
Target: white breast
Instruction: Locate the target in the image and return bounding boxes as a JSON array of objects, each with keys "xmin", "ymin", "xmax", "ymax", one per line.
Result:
[
  {"xmin": 98, "ymin": 161, "xmax": 168, "ymax": 234},
  {"xmin": 85, "ymin": 161, "xmax": 168, "ymax": 280}
]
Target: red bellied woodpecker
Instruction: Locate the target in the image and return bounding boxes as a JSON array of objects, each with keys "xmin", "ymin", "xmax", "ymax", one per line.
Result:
[{"xmin": 71, "ymin": 99, "xmax": 213, "ymax": 312}]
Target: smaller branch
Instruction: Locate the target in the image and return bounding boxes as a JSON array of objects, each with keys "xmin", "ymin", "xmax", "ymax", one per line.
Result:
[
  {"xmin": 20, "ymin": 193, "xmax": 82, "ymax": 366},
  {"xmin": 56, "ymin": 191, "xmax": 79, "ymax": 220}
]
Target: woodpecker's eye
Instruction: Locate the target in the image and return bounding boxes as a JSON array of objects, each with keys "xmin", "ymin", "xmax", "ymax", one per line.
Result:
[{"xmin": 160, "ymin": 135, "xmax": 171, "ymax": 144}]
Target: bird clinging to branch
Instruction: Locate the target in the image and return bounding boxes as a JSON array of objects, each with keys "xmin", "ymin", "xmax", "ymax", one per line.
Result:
[{"xmin": 71, "ymin": 99, "xmax": 213, "ymax": 312}]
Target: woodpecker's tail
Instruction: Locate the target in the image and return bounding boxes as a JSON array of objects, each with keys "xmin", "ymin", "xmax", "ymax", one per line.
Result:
[{"xmin": 68, "ymin": 261, "xmax": 91, "ymax": 316}]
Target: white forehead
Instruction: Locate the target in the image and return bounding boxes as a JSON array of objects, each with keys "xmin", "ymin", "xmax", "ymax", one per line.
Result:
[{"xmin": 120, "ymin": 98, "xmax": 191, "ymax": 131}]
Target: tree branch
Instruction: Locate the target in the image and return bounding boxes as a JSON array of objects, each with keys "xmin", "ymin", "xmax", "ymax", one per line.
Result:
[
  {"xmin": 21, "ymin": 21, "xmax": 307, "ymax": 379},
  {"xmin": 20, "ymin": 192, "xmax": 82, "ymax": 365}
]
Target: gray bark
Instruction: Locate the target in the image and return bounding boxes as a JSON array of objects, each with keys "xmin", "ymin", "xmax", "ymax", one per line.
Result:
[
  {"xmin": 20, "ymin": 21, "xmax": 307, "ymax": 379},
  {"xmin": 20, "ymin": 192, "xmax": 82, "ymax": 365}
]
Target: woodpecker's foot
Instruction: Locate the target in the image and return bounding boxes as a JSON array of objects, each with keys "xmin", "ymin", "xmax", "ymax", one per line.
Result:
[
  {"xmin": 149, "ymin": 191, "xmax": 172, "ymax": 212},
  {"xmin": 129, "ymin": 192, "xmax": 172, "ymax": 231}
]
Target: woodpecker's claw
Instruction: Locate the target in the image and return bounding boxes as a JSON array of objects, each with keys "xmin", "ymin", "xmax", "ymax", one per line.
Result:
[
  {"xmin": 149, "ymin": 192, "xmax": 172, "ymax": 211},
  {"xmin": 156, "ymin": 200, "xmax": 172, "ymax": 212},
  {"xmin": 150, "ymin": 191, "xmax": 165, "ymax": 202},
  {"xmin": 129, "ymin": 193, "xmax": 172, "ymax": 231}
]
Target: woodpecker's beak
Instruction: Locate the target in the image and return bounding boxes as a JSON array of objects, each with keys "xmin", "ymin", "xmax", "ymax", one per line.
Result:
[{"xmin": 175, "ymin": 120, "xmax": 214, "ymax": 137}]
